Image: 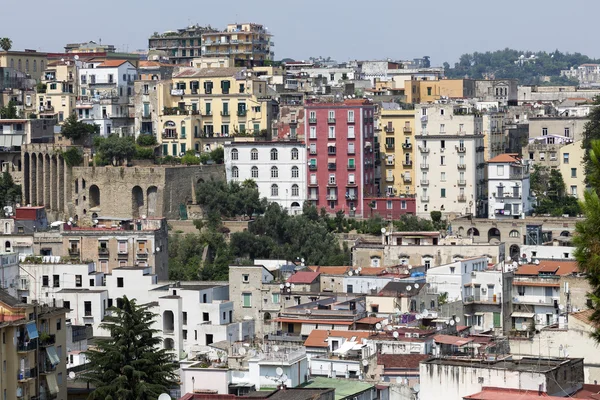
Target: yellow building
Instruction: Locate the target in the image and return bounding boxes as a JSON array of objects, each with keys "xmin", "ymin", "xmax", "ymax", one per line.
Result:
[
  {"xmin": 380, "ymin": 108, "xmax": 417, "ymax": 195},
  {"xmin": 0, "ymin": 50, "xmax": 48, "ymax": 82},
  {"xmin": 38, "ymin": 60, "xmax": 79, "ymax": 123},
  {"xmin": 560, "ymin": 140, "xmax": 587, "ymax": 199},
  {"xmin": 404, "ymin": 79, "xmax": 475, "ymax": 103},
  {"xmin": 201, "ymin": 23, "xmax": 273, "ymax": 62},
  {"xmin": 157, "ymin": 67, "xmax": 274, "ymax": 156},
  {"xmin": 0, "ymin": 293, "xmax": 68, "ymax": 400}
]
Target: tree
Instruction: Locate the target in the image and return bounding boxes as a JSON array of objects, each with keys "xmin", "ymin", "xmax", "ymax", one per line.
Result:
[
  {"xmin": 574, "ymin": 140, "xmax": 600, "ymax": 343},
  {"xmin": 0, "ymin": 171, "xmax": 21, "ymax": 214},
  {"xmin": 530, "ymin": 164, "xmax": 580, "ymax": 216},
  {"xmin": 61, "ymin": 114, "xmax": 98, "ymax": 141},
  {"xmin": 582, "ymin": 96, "xmax": 600, "ymax": 180},
  {"xmin": 393, "ymin": 215, "xmax": 435, "ymax": 231},
  {"xmin": 136, "ymin": 134, "xmax": 157, "ymax": 146},
  {"xmin": 0, "ymin": 38, "xmax": 12, "ymax": 52},
  {"xmin": 61, "ymin": 147, "xmax": 84, "ymax": 167},
  {"xmin": 96, "ymin": 135, "xmax": 137, "ymax": 165},
  {"xmin": 181, "ymin": 150, "xmax": 201, "ymax": 165},
  {"xmin": 210, "ymin": 147, "xmax": 224, "ymax": 164},
  {"xmin": 0, "ymin": 101, "xmax": 18, "ymax": 119},
  {"xmin": 82, "ymin": 296, "xmax": 178, "ymax": 399}
]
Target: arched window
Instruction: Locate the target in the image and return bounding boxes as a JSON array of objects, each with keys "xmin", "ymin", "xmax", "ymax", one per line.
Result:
[
  {"xmin": 271, "ymin": 184, "xmax": 278, "ymax": 197},
  {"xmin": 271, "ymin": 166, "xmax": 278, "ymax": 178},
  {"xmin": 291, "ymin": 184, "xmax": 299, "ymax": 197},
  {"xmin": 231, "ymin": 148, "xmax": 238, "ymax": 160},
  {"xmin": 251, "ymin": 148, "xmax": 258, "ymax": 160},
  {"xmin": 18, "ymin": 60, "xmax": 21, "ymax": 71},
  {"xmin": 9, "ymin": 59, "xmax": 13, "ymax": 69},
  {"xmin": 291, "ymin": 148, "xmax": 299, "ymax": 160},
  {"xmin": 509, "ymin": 230, "xmax": 520, "ymax": 238},
  {"xmin": 251, "ymin": 166, "xmax": 259, "ymax": 178},
  {"xmin": 25, "ymin": 60, "xmax": 29, "ymax": 72},
  {"xmin": 291, "ymin": 166, "xmax": 299, "ymax": 178},
  {"xmin": 270, "ymin": 148, "xmax": 278, "ymax": 161},
  {"xmin": 33, "ymin": 60, "xmax": 37, "ymax": 72},
  {"xmin": 232, "ymin": 166, "xmax": 239, "ymax": 179}
]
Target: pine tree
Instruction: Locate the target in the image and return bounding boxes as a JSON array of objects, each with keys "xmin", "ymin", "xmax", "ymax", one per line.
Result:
[
  {"xmin": 83, "ymin": 296, "xmax": 178, "ymax": 399},
  {"xmin": 574, "ymin": 140, "xmax": 600, "ymax": 343}
]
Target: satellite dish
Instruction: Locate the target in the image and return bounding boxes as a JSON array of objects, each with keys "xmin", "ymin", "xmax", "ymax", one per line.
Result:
[
  {"xmin": 386, "ymin": 325, "xmax": 393, "ymax": 331},
  {"xmin": 69, "ymin": 371, "xmax": 76, "ymax": 380},
  {"xmin": 559, "ymin": 304, "xmax": 565, "ymax": 310},
  {"xmin": 349, "ymin": 271, "xmax": 353, "ymax": 276},
  {"xmin": 381, "ymin": 228, "xmax": 387, "ymax": 234},
  {"xmin": 301, "ymin": 258, "xmax": 305, "ymax": 263},
  {"xmin": 273, "ymin": 346, "xmax": 280, "ymax": 352},
  {"xmin": 535, "ymin": 259, "xmax": 540, "ymax": 265},
  {"xmin": 518, "ymin": 261, "xmax": 523, "ymax": 265},
  {"xmin": 291, "ymin": 283, "xmax": 295, "ymax": 289},
  {"xmin": 375, "ymin": 323, "xmax": 382, "ymax": 330},
  {"xmin": 93, "ymin": 219, "xmax": 99, "ymax": 224},
  {"xmin": 406, "ymin": 286, "xmax": 412, "ymax": 291},
  {"xmin": 362, "ymin": 359, "xmax": 369, "ymax": 366},
  {"xmin": 158, "ymin": 395, "xmax": 172, "ymax": 400},
  {"xmin": 450, "ymin": 320, "xmax": 455, "ymax": 326},
  {"xmin": 156, "ymin": 246, "xmax": 161, "ymax": 252},
  {"xmin": 249, "ymin": 349, "xmax": 257, "ymax": 357},
  {"xmin": 527, "ymin": 257, "xmax": 532, "ymax": 264},
  {"xmin": 358, "ymin": 267, "xmax": 362, "ymax": 272},
  {"xmin": 69, "ymin": 217, "xmax": 74, "ymax": 222},
  {"xmin": 408, "ymin": 265, "xmax": 413, "ymax": 270},
  {"xmin": 141, "ymin": 214, "xmax": 147, "ymax": 219},
  {"xmin": 276, "ymin": 367, "xmax": 284, "ymax": 376},
  {"xmin": 279, "ymin": 284, "xmax": 284, "ymax": 289},
  {"xmin": 396, "ymin": 377, "xmax": 403, "ymax": 384},
  {"xmin": 67, "ymin": 221, "xmax": 72, "ymax": 226},
  {"xmin": 238, "ymin": 347, "xmax": 247, "ymax": 356},
  {"xmin": 414, "ymin": 283, "xmax": 420, "ymax": 289},
  {"xmin": 281, "ymin": 374, "xmax": 288, "ymax": 382},
  {"xmin": 423, "ymin": 309, "xmax": 429, "ymax": 315},
  {"xmin": 416, "ymin": 314, "xmax": 423, "ymax": 320},
  {"xmin": 393, "ymin": 331, "xmax": 399, "ymax": 338},
  {"xmin": 285, "ymin": 282, "xmax": 291, "ymax": 288},
  {"xmin": 455, "ymin": 316, "xmax": 461, "ymax": 323},
  {"xmin": 74, "ymin": 55, "xmax": 80, "ymax": 60},
  {"xmin": 413, "ymin": 384, "xmax": 420, "ymax": 393}
]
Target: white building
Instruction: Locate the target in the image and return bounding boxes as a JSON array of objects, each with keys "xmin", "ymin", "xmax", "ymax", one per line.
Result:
[
  {"xmin": 77, "ymin": 60, "xmax": 137, "ymax": 136},
  {"xmin": 487, "ymin": 154, "xmax": 532, "ymax": 219},
  {"xmin": 414, "ymin": 104, "xmax": 486, "ymax": 218},
  {"xmin": 425, "ymin": 257, "xmax": 490, "ymax": 302},
  {"xmin": 224, "ymin": 142, "xmax": 307, "ymax": 214}
]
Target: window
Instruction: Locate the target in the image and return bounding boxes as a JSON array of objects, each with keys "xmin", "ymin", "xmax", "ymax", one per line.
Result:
[
  {"xmin": 232, "ymin": 166, "xmax": 239, "ymax": 179},
  {"xmin": 53, "ymin": 275, "xmax": 60, "ymax": 288},
  {"xmin": 291, "ymin": 184, "xmax": 299, "ymax": 197},
  {"xmin": 203, "ymin": 312, "xmax": 209, "ymax": 322},
  {"xmin": 497, "ymin": 165, "xmax": 504, "ymax": 176},
  {"xmin": 401, "ymin": 200, "xmax": 407, "ymax": 209},
  {"xmin": 292, "ymin": 166, "xmax": 299, "ymax": 178},
  {"xmin": 251, "ymin": 166, "xmax": 259, "ymax": 178},
  {"xmin": 270, "ymin": 148, "xmax": 278, "ymax": 161},
  {"xmin": 291, "ymin": 148, "xmax": 299, "ymax": 160},
  {"xmin": 272, "ymin": 293, "xmax": 280, "ymax": 303},
  {"xmin": 242, "ymin": 274, "xmax": 249, "ymax": 283},
  {"xmin": 441, "ymin": 188, "xmax": 446, "ymax": 198},
  {"xmin": 242, "ymin": 293, "xmax": 252, "ymax": 307},
  {"xmin": 63, "ymin": 301, "xmax": 70, "ymax": 310},
  {"xmin": 328, "ymin": 126, "xmax": 335, "ymax": 139},
  {"xmin": 271, "ymin": 184, "xmax": 279, "ymax": 196},
  {"xmin": 231, "ymin": 148, "xmax": 238, "ymax": 160},
  {"xmin": 571, "ymin": 185, "xmax": 578, "ymax": 197},
  {"xmin": 571, "ymin": 168, "xmax": 577, "ymax": 178},
  {"xmin": 348, "ymin": 126, "xmax": 355, "ymax": 139},
  {"xmin": 117, "ymin": 277, "xmax": 124, "ymax": 288},
  {"xmin": 348, "ymin": 142, "xmax": 355, "ymax": 154},
  {"xmin": 509, "ymin": 230, "xmax": 520, "ymax": 238},
  {"xmin": 75, "ymin": 275, "xmax": 82, "ymax": 287},
  {"xmin": 251, "ymin": 148, "xmax": 258, "ymax": 160},
  {"xmin": 271, "ymin": 166, "xmax": 279, "ymax": 178},
  {"xmin": 387, "ymin": 200, "xmax": 393, "ymax": 209},
  {"xmin": 441, "ymin": 172, "xmax": 446, "ymax": 181},
  {"xmin": 440, "ymin": 156, "xmax": 445, "ymax": 165},
  {"xmin": 84, "ymin": 301, "xmax": 92, "ymax": 316},
  {"xmin": 563, "ymin": 153, "xmax": 569, "ymax": 164},
  {"xmin": 542, "ymin": 127, "xmax": 548, "ymax": 136},
  {"xmin": 328, "ymin": 145, "xmax": 336, "ymax": 155},
  {"xmin": 565, "ymin": 127, "xmax": 570, "ymax": 137},
  {"xmin": 309, "ymin": 126, "xmax": 317, "ymax": 139},
  {"xmin": 348, "ymin": 110, "xmax": 354, "ymax": 122},
  {"xmin": 42, "ymin": 275, "xmax": 49, "ymax": 287},
  {"xmin": 440, "ymin": 123, "xmax": 445, "ymax": 133}
]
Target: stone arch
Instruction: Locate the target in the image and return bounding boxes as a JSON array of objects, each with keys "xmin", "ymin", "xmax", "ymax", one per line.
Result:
[
  {"xmin": 50, "ymin": 155, "xmax": 58, "ymax": 210},
  {"xmin": 458, "ymin": 226, "xmax": 465, "ymax": 237},
  {"xmin": 560, "ymin": 231, "xmax": 570, "ymax": 237},
  {"xmin": 147, "ymin": 186, "xmax": 158, "ymax": 217},
  {"xmin": 132, "ymin": 186, "xmax": 144, "ymax": 218},
  {"xmin": 163, "ymin": 310, "xmax": 174, "ymax": 333},
  {"xmin": 89, "ymin": 185, "xmax": 100, "ymax": 208},
  {"xmin": 488, "ymin": 228, "xmax": 501, "ymax": 242},
  {"xmin": 510, "ymin": 244, "xmax": 520, "ymax": 261},
  {"xmin": 4, "ymin": 241, "xmax": 10, "ymax": 252},
  {"xmin": 23, "ymin": 153, "xmax": 30, "ymax": 205},
  {"xmin": 467, "ymin": 227, "xmax": 480, "ymax": 237},
  {"xmin": 264, "ymin": 312, "xmax": 272, "ymax": 321},
  {"xmin": 164, "ymin": 338, "xmax": 174, "ymax": 350},
  {"xmin": 43, "ymin": 154, "xmax": 51, "ymax": 208}
]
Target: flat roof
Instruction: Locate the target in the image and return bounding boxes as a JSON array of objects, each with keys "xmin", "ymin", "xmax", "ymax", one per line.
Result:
[
  {"xmin": 301, "ymin": 377, "xmax": 373, "ymax": 400},
  {"xmin": 422, "ymin": 357, "xmax": 583, "ymax": 373},
  {"xmin": 57, "ymin": 288, "xmax": 107, "ymax": 294}
]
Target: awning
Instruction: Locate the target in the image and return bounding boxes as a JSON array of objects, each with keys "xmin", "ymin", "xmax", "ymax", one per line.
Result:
[
  {"xmin": 474, "ymin": 312, "xmax": 485, "ymax": 316},
  {"xmin": 0, "ymin": 134, "xmax": 25, "ymax": 147},
  {"xmin": 300, "ymin": 323, "xmax": 315, "ymax": 336},
  {"xmin": 26, "ymin": 322, "xmax": 38, "ymax": 340},
  {"xmin": 46, "ymin": 346, "xmax": 60, "ymax": 366},
  {"xmin": 511, "ymin": 312, "xmax": 535, "ymax": 318},
  {"xmin": 328, "ymin": 143, "xmax": 336, "ymax": 147},
  {"xmin": 328, "ymin": 158, "xmax": 336, "ymax": 163},
  {"xmin": 333, "ymin": 340, "xmax": 355, "ymax": 355},
  {"xmin": 46, "ymin": 373, "xmax": 59, "ymax": 395}
]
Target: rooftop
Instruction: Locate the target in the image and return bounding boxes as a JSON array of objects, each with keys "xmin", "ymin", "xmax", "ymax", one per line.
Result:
[
  {"xmin": 307, "ymin": 266, "xmax": 351, "ymax": 275},
  {"xmin": 173, "ymin": 67, "xmax": 245, "ymax": 79},
  {"xmin": 487, "ymin": 153, "xmax": 522, "ymax": 164},
  {"xmin": 464, "ymin": 387, "xmax": 567, "ymax": 400},
  {"xmin": 179, "ymin": 388, "xmax": 335, "ymax": 400},
  {"xmin": 301, "ymin": 377, "xmax": 374, "ymax": 400},
  {"xmin": 287, "ymin": 271, "xmax": 320, "ymax": 284},
  {"xmin": 515, "ymin": 261, "xmax": 579, "ymax": 276},
  {"xmin": 96, "ymin": 60, "xmax": 130, "ymax": 68},
  {"xmin": 377, "ymin": 354, "xmax": 430, "ymax": 370},
  {"xmin": 570, "ymin": 309, "xmax": 595, "ymax": 327},
  {"xmin": 304, "ymin": 329, "xmax": 371, "ymax": 348},
  {"xmin": 422, "ymin": 357, "xmax": 583, "ymax": 373},
  {"xmin": 433, "ymin": 334, "xmax": 474, "ymax": 347}
]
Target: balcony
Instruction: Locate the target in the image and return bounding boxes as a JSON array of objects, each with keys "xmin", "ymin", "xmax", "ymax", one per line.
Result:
[
  {"xmin": 403, "ymin": 127, "xmax": 412, "ymax": 133},
  {"xmin": 328, "ymin": 118, "xmax": 336, "ymax": 124},
  {"xmin": 384, "ymin": 126, "xmax": 395, "ymax": 133},
  {"xmin": 464, "ymin": 294, "xmax": 502, "ymax": 304},
  {"xmin": 494, "ymin": 193, "xmax": 521, "ymax": 200},
  {"xmin": 457, "ymin": 195, "xmax": 467, "ymax": 202},
  {"xmin": 402, "ymin": 143, "xmax": 413, "ymax": 150},
  {"xmin": 346, "ymin": 181, "xmax": 358, "ymax": 187},
  {"xmin": 385, "ymin": 143, "xmax": 395, "ymax": 150},
  {"xmin": 17, "ymin": 339, "xmax": 37, "ymax": 352},
  {"xmin": 309, "ymin": 164, "xmax": 318, "ymax": 171},
  {"xmin": 457, "ymin": 180, "xmax": 467, "ymax": 186},
  {"xmin": 402, "ymin": 160, "xmax": 413, "ymax": 167},
  {"xmin": 421, "ymin": 179, "xmax": 429, "ymax": 185},
  {"xmin": 308, "ymin": 180, "xmax": 319, "ymax": 187},
  {"xmin": 221, "ymin": 111, "xmax": 230, "ymax": 117},
  {"xmin": 39, "ymin": 359, "xmax": 57, "ymax": 374},
  {"xmin": 68, "ymin": 248, "xmax": 80, "ymax": 257},
  {"xmin": 421, "ymin": 196, "xmax": 429, "ymax": 202},
  {"xmin": 98, "ymin": 247, "xmax": 109, "ymax": 257},
  {"xmin": 171, "ymin": 89, "xmax": 185, "ymax": 96},
  {"xmin": 308, "ymin": 193, "xmax": 319, "ymax": 200},
  {"xmin": 347, "ymin": 163, "xmax": 356, "ymax": 170},
  {"xmin": 457, "ymin": 164, "xmax": 467, "ymax": 169},
  {"xmin": 326, "ymin": 194, "xmax": 338, "ymax": 201},
  {"xmin": 309, "ymin": 117, "xmax": 317, "ymax": 124},
  {"xmin": 348, "ymin": 117, "xmax": 355, "ymax": 124},
  {"xmin": 456, "ymin": 146, "xmax": 466, "ymax": 153},
  {"xmin": 328, "ymin": 163, "xmax": 337, "ymax": 170},
  {"xmin": 346, "ymin": 194, "xmax": 357, "ymax": 201},
  {"xmin": 118, "ymin": 248, "xmax": 128, "ymax": 256},
  {"xmin": 386, "ymin": 159, "xmax": 395, "ymax": 166},
  {"xmin": 420, "ymin": 163, "xmax": 429, "ymax": 169},
  {"xmin": 403, "ymin": 175, "xmax": 412, "ymax": 183},
  {"xmin": 386, "ymin": 175, "xmax": 395, "ymax": 182},
  {"xmin": 347, "ymin": 148, "xmax": 355, "ymax": 155},
  {"xmin": 327, "ymin": 181, "xmax": 337, "ymax": 187},
  {"xmin": 237, "ymin": 110, "xmax": 247, "ymax": 117},
  {"xmin": 202, "ymin": 111, "xmax": 213, "ymax": 117},
  {"xmin": 18, "ymin": 368, "xmax": 36, "ymax": 382},
  {"xmin": 39, "ymin": 333, "xmax": 56, "ymax": 347},
  {"xmin": 419, "ymin": 146, "xmax": 430, "ymax": 153},
  {"xmin": 137, "ymin": 249, "xmax": 149, "ymax": 259}
]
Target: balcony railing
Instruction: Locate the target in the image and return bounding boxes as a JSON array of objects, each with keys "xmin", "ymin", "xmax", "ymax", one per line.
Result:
[
  {"xmin": 17, "ymin": 340, "xmax": 37, "ymax": 352},
  {"xmin": 326, "ymin": 194, "xmax": 338, "ymax": 201},
  {"xmin": 457, "ymin": 180, "xmax": 467, "ymax": 186},
  {"xmin": 221, "ymin": 111, "xmax": 230, "ymax": 116},
  {"xmin": 402, "ymin": 143, "xmax": 412, "ymax": 150},
  {"xmin": 386, "ymin": 160, "xmax": 395, "ymax": 166},
  {"xmin": 39, "ymin": 333, "xmax": 56, "ymax": 347},
  {"xmin": 328, "ymin": 163, "xmax": 337, "ymax": 170},
  {"xmin": 384, "ymin": 126, "xmax": 395, "ymax": 133},
  {"xmin": 328, "ymin": 118, "xmax": 336, "ymax": 124},
  {"xmin": 457, "ymin": 164, "xmax": 467, "ymax": 169},
  {"xmin": 347, "ymin": 163, "xmax": 356, "ymax": 170},
  {"xmin": 386, "ymin": 176, "xmax": 394, "ymax": 182},
  {"xmin": 419, "ymin": 146, "xmax": 430, "ymax": 153},
  {"xmin": 421, "ymin": 179, "xmax": 429, "ymax": 185},
  {"xmin": 309, "ymin": 117, "xmax": 317, "ymax": 124},
  {"xmin": 421, "ymin": 196, "xmax": 429, "ymax": 202},
  {"xmin": 327, "ymin": 181, "xmax": 337, "ymax": 187},
  {"xmin": 98, "ymin": 247, "xmax": 109, "ymax": 257},
  {"xmin": 309, "ymin": 164, "xmax": 318, "ymax": 170},
  {"xmin": 403, "ymin": 127, "xmax": 412, "ymax": 133},
  {"xmin": 403, "ymin": 175, "xmax": 412, "ymax": 183},
  {"xmin": 346, "ymin": 181, "xmax": 358, "ymax": 187},
  {"xmin": 402, "ymin": 160, "xmax": 413, "ymax": 166},
  {"xmin": 202, "ymin": 111, "xmax": 213, "ymax": 117},
  {"xmin": 348, "ymin": 117, "xmax": 355, "ymax": 124},
  {"xmin": 456, "ymin": 146, "xmax": 466, "ymax": 153},
  {"xmin": 457, "ymin": 195, "xmax": 467, "ymax": 202},
  {"xmin": 237, "ymin": 110, "xmax": 247, "ymax": 117},
  {"xmin": 137, "ymin": 250, "xmax": 149, "ymax": 259},
  {"xmin": 464, "ymin": 294, "xmax": 502, "ymax": 304},
  {"xmin": 421, "ymin": 163, "xmax": 429, "ymax": 169},
  {"xmin": 68, "ymin": 248, "xmax": 80, "ymax": 256},
  {"xmin": 385, "ymin": 143, "xmax": 395, "ymax": 149},
  {"xmin": 308, "ymin": 193, "xmax": 319, "ymax": 200}
]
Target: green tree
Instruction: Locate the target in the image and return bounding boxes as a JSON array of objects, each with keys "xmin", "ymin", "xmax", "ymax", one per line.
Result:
[
  {"xmin": 96, "ymin": 135, "xmax": 136, "ymax": 165},
  {"xmin": 210, "ymin": 147, "xmax": 224, "ymax": 164},
  {"xmin": 582, "ymin": 96, "xmax": 600, "ymax": 180},
  {"xmin": 61, "ymin": 114, "xmax": 98, "ymax": 141},
  {"xmin": 83, "ymin": 296, "xmax": 178, "ymax": 399},
  {"xmin": 530, "ymin": 164, "xmax": 580, "ymax": 216},
  {"xmin": 0, "ymin": 38, "xmax": 12, "ymax": 52},
  {"xmin": 136, "ymin": 134, "xmax": 157, "ymax": 146},
  {"xmin": 61, "ymin": 147, "xmax": 84, "ymax": 167},
  {"xmin": 181, "ymin": 150, "xmax": 201, "ymax": 165},
  {"xmin": 574, "ymin": 140, "xmax": 600, "ymax": 342},
  {"xmin": 393, "ymin": 215, "xmax": 435, "ymax": 231},
  {"xmin": 0, "ymin": 101, "xmax": 18, "ymax": 119},
  {"xmin": 0, "ymin": 171, "xmax": 21, "ymax": 213}
]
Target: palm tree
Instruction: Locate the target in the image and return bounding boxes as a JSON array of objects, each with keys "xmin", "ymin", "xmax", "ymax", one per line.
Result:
[{"xmin": 0, "ymin": 38, "xmax": 12, "ymax": 52}]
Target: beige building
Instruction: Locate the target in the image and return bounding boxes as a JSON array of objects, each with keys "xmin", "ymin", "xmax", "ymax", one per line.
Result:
[
  {"xmin": 202, "ymin": 23, "xmax": 273, "ymax": 62},
  {"xmin": 380, "ymin": 107, "xmax": 417, "ymax": 195},
  {"xmin": 414, "ymin": 104, "xmax": 486, "ymax": 218},
  {"xmin": 0, "ymin": 50, "xmax": 48, "ymax": 82},
  {"xmin": 405, "ymin": 79, "xmax": 475, "ymax": 104},
  {"xmin": 157, "ymin": 67, "xmax": 274, "ymax": 156},
  {"xmin": 560, "ymin": 140, "xmax": 587, "ymax": 198},
  {"xmin": 0, "ymin": 293, "xmax": 68, "ymax": 400},
  {"xmin": 528, "ymin": 116, "xmax": 588, "ymax": 141},
  {"xmin": 38, "ymin": 60, "xmax": 79, "ymax": 123}
]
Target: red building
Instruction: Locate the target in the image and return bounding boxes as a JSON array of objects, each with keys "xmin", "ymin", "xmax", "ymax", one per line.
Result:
[
  {"xmin": 305, "ymin": 99, "xmax": 376, "ymax": 217},
  {"xmin": 364, "ymin": 196, "xmax": 416, "ymax": 219}
]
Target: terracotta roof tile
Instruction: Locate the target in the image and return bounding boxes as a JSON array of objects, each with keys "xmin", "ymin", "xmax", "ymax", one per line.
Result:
[
  {"xmin": 97, "ymin": 60, "xmax": 129, "ymax": 68},
  {"xmin": 304, "ymin": 330, "xmax": 371, "ymax": 348},
  {"xmin": 464, "ymin": 387, "xmax": 566, "ymax": 400},
  {"xmin": 515, "ymin": 261, "xmax": 579, "ymax": 276},
  {"xmin": 571, "ymin": 309, "xmax": 596, "ymax": 327},
  {"xmin": 307, "ymin": 266, "xmax": 350, "ymax": 275},
  {"xmin": 377, "ymin": 354, "xmax": 429, "ymax": 370},
  {"xmin": 356, "ymin": 317, "xmax": 385, "ymax": 325},
  {"xmin": 487, "ymin": 154, "xmax": 521, "ymax": 163},
  {"xmin": 287, "ymin": 271, "xmax": 320, "ymax": 284}
]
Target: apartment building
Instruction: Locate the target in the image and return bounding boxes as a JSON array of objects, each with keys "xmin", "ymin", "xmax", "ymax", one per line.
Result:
[
  {"xmin": 224, "ymin": 141, "xmax": 306, "ymax": 214},
  {"xmin": 482, "ymin": 112, "xmax": 506, "ymax": 160},
  {"xmin": 404, "ymin": 79, "xmax": 475, "ymax": 103},
  {"xmin": 77, "ymin": 60, "xmax": 137, "ymax": 136},
  {"xmin": 157, "ymin": 67, "xmax": 275, "ymax": 156},
  {"xmin": 414, "ymin": 104, "xmax": 486, "ymax": 217},
  {"xmin": 559, "ymin": 140, "xmax": 586, "ymax": 198},
  {"xmin": 305, "ymin": 99, "xmax": 376, "ymax": 217},
  {"xmin": 380, "ymin": 106, "xmax": 417, "ymax": 196},
  {"xmin": 39, "ymin": 59, "xmax": 79, "ymax": 123},
  {"xmin": 487, "ymin": 154, "xmax": 533, "ymax": 219},
  {"xmin": 525, "ymin": 134, "xmax": 572, "ymax": 168},
  {"xmin": 59, "ymin": 217, "xmax": 169, "ymax": 280},
  {"xmin": 202, "ymin": 23, "xmax": 274, "ymax": 62},
  {"xmin": 0, "ymin": 291, "xmax": 68, "ymax": 400},
  {"xmin": 149, "ymin": 25, "xmax": 218, "ymax": 65},
  {"xmin": 528, "ymin": 116, "xmax": 588, "ymax": 142},
  {"xmin": 0, "ymin": 50, "xmax": 48, "ymax": 82}
]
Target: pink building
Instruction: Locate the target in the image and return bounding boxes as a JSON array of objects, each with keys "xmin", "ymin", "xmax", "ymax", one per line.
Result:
[
  {"xmin": 305, "ymin": 99, "xmax": 376, "ymax": 217},
  {"xmin": 364, "ymin": 197, "xmax": 416, "ymax": 219}
]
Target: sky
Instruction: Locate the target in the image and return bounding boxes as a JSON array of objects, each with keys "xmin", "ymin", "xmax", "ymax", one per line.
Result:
[{"xmin": 3, "ymin": 0, "xmax": 600, "ymax": 66}]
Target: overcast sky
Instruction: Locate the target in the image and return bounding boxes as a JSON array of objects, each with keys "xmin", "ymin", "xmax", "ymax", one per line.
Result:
[{"xmin": 3, "ymin": 0, "xmax": 600, "ymax": 66}]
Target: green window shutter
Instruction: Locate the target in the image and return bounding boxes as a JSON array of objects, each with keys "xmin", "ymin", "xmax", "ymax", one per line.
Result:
[
  {"xmin": 493, "ymin": 312, "xmax": 501, "ymax": 328},
  {"xmin": 181, "ymin": 143, "xmax": 186, "ymax": 154},
  {"xmin": 163, "ymin": 144, "xmax": 168, "ymax": 155},
  {"xmin": 172, "ymin": 144, "xmax": 177, "ymax": 156},
  {"xmin": 254, "ymin": 123, "xmax": 260, "ymax": 132}
]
